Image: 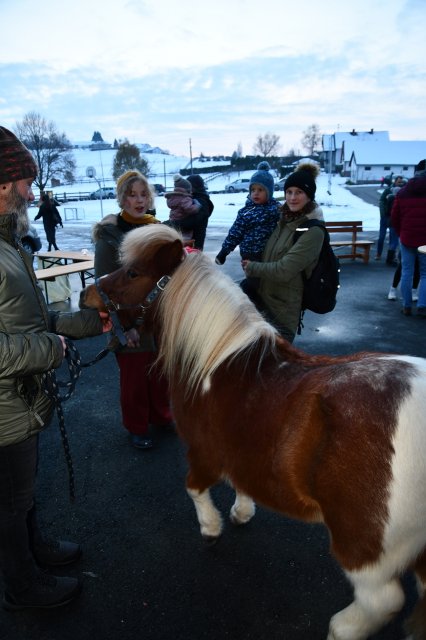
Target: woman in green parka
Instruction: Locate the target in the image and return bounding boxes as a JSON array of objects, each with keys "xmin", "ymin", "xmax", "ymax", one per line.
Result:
[
  {"xmin": 242, "ymin": 162, "xmax": 324, "ymax": 343},
  {"xmin": 0, "ymin": 126, "xmax": 111, "ymax": 612}
]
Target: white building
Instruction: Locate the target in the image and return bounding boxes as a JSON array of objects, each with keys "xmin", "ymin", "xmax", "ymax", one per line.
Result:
[
  {"xmin": 322, "ymin": 129, "xmax": 426, "ymax": 184},
  {"xmin": 349, "ymin": 141, "xmax": 426, "ymax": 183},
  {"xmin": 321, "ymin": 129, "xmax": 389, "ymax": 173}
]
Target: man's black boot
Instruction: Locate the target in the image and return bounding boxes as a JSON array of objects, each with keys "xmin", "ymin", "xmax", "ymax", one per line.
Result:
[
  {"xmin": 33, "ymin": 539, "xmax": 82, "ymax": 568},
  {"xmin": 3, "ymin": 572, "xmax": 81, "ymax": 611}
]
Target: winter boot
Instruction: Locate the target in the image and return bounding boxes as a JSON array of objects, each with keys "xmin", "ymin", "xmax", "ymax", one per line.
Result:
[
  {"xmin": 3, "ymin": 571, "xmax": 81, "ymax": 611},
  {"xmin": 33, "ymin": 539, "xmax": 82, "ymax": 568}
]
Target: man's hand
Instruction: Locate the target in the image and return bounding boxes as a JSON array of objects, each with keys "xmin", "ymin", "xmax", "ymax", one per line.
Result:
[
  {"xmin": 58, "ymin": 335, "xmax": 67, "ymax": 357},
  {"xmin": 99, "ymin": 311, "xmax": 113, "ymax": 333},
  {"xmin": 124, "ymin": 328, "xmax": 140, "ymax": 348}
]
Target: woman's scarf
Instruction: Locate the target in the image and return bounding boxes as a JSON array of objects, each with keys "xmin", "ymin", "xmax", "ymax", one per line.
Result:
[
  {"xmin": 280, "ymin": 200, "xmax": 316, "ymax": 223},
  {"xmin": 118, "ymin": 209, "xmax": 159, "ymax": 232}
]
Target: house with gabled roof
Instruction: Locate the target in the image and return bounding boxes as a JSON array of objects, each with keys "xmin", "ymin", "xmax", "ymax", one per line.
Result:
[
  {"xmin": 321, "ymin": 129, "xmax": 389, "ymax": 173},
  {"xmin": 349, "ymin": 141, "xmax": 426, "ymax": 183}
]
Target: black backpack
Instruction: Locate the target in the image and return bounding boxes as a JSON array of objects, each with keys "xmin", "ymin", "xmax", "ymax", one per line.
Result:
[{"xmin": 293, "ymin": 220, "xmax": 340, "ymax": 315}]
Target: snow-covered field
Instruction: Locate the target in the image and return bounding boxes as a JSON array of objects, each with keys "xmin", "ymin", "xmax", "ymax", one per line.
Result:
[{"xmin": 35, "ymin": 148, "xmax": 381, "ymax": 232}]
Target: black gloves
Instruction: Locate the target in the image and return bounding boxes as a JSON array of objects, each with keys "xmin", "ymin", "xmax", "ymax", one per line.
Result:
[{"xmin": 215, "ymin": 249, "xmax": 227, "ymax": 265}]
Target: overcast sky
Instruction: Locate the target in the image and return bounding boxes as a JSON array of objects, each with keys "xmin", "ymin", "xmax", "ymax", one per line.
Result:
[{"xmin": 1, "ymin": 0, "xmax": 425, "ymax": 157}]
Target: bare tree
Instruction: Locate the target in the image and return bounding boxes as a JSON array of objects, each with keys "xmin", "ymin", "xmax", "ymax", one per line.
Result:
[
  {"xmin": 14, "ymin": 112, "xmax": 76, "ymax": 192},
  {"xmin": 301, "ymin": 124, "xmax": 321, "ymax": 155},
  {"xmin": 253, "ymin": 132, "xmax": 281, "ymax": 157},
  {"xmin": 112, "ymin": 140, "xmax": 150, "ymax": 181}
]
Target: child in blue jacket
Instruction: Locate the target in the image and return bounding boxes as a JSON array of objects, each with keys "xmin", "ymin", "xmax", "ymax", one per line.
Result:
[{"xmin": 215, "ymin": 162, "xmax": 279, "ymax": 264}]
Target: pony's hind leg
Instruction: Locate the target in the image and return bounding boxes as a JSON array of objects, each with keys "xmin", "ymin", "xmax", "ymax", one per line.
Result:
[
  {"xmin": 328, "ymin": 570, "xmax": 405, "ymax": 640},
  {"xmin": 187, "ymin": 487, "xmax": 223, "ymax": 542},
  {"xmin": 405, "ymin": 549, "xmax": 426, "ymax": 639},
  {"xmin": 230, "ymin": 491, "xmax": 256, "ymax": 526}
]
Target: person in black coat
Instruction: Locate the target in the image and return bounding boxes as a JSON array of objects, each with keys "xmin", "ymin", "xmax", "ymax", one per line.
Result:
[
  {"xmin": 168, "ymin": 174, "xmax": 213, "ymax": 250},
  {"xmin": 34, "ymin": 194, "xmax": 63, "ymax": 251}
]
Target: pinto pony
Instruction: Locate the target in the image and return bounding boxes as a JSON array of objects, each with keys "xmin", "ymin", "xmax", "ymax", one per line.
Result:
[{"xmin": 81, "ymin": 224, "xmax": 426, "ymax": 640}]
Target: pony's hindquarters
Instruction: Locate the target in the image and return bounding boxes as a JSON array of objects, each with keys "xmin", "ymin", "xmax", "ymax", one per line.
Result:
[{"xmin": 329, "ymin": 358, "xmax": 426, "ymax": 640}]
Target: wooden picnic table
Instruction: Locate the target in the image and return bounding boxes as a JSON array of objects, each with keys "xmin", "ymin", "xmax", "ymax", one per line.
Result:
[
  {"xmin": 35, "ymin": 250, "xmax": 94, "ymax": 266},
  {"xmin": 34, "ymin": 251, "xmax": 95, "ymax": 303}
]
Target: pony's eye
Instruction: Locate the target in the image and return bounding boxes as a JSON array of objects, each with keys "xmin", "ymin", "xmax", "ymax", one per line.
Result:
[{"xmin": 127, "ymin": 269, "xmax": 138, "ymax": 279}]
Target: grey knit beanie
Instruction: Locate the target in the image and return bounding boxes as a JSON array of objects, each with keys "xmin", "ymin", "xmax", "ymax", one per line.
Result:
[{"xmin": 173, "ymin": 174, "xmax": 192, "ymax": 193}]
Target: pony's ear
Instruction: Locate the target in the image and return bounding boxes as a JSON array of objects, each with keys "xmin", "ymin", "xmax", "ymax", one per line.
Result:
[{"xmin": 156, "ymin": 238, "xmax": 184, "ymax": 271}]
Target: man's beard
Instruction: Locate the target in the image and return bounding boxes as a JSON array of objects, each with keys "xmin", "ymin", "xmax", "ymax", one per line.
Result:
[{"xmin": 7, "ymin": 183, "xmax": 30, "ymax": 237}]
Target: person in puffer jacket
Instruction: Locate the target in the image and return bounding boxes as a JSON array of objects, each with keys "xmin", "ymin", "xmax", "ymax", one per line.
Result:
[
  {"xmin": 0, "ymin": 126, "xmax": 111, "ymax": 612},
  {"xmin": 391, "ymin": 159, "xmax": 426, "ymax": 316},
  {"xmin": 215, "ymin": 161, "xmax": 279, "ymax": 264}
]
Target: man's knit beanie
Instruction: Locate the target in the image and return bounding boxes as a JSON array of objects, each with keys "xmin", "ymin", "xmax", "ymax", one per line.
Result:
[
  {"xmin": 250, "ymin": 161, "xmax": 275, "ymax": 200},
  {"xmin": 0, "ymin": 126, "xmax": 38, "ymax": 185},
  {"xmin": 283, "ymin": 162, "xmax": 320, "ymax": 201},
  {"xmin": 173, "ymin": 174, "xmax": 192, "ymax": 193}
]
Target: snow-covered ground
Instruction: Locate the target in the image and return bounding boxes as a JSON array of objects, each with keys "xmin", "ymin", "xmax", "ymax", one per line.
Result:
[
  {"xmin": 34, "ymin": 148, "xmax": 381, "ymax": 234},
  {"xmin": 29, "ymin": 149, "xmax": 380, "ymax": 258}
]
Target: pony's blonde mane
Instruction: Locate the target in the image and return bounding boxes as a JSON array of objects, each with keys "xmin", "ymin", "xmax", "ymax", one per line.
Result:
[
  {"xmin": 120, "ymin": 224, "xmax": 182, "ymax": 268},
  {"xmin": 156, "ymin": 251, "xmax": 278, "ymax": 394}
]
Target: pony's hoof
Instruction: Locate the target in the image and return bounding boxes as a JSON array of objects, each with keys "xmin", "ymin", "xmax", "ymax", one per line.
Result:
[
  {"xmin": 229, "ymin": 501, "xmax": 255, "ymax": 526},
  {"xmin": 202, "ymin": 534, "xmax": 220, "ymax": 546}
]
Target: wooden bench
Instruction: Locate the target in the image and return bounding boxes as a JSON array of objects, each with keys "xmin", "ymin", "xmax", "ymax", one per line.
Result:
[
  {"xmin": 35, "ymin": 260, "xmax": 94, "ymax": 304},
  {"xmin": 325, "ymin": 221, "xmax": 374, "ymax": 264},
  {"xmin": 35, "ymin": 260, "xmax": 95, "ymax": 283}
]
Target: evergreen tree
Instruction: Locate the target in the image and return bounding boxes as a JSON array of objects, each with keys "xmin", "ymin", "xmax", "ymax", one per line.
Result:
[
  {"xmin": 92, "ymin": 131, "xmax": 104, "ymax": 142},
  {"xmin": 112, "ymin": 140, "xmax": 150, "ymax": 180}
]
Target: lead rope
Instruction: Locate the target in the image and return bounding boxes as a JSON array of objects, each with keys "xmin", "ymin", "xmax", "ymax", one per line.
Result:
[{"xmin": 41, "ymin": 338, "xmax": 117, "ymax": 502}]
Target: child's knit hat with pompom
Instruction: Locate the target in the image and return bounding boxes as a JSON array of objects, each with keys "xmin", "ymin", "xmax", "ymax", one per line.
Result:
[
  {"xmin": 173, "ymin": 174, "xmax": 192, "ymax": 193},
  {"xmin": 284, "ymin": 162, "xmax": 320, "ymax": 201},
  {"xmin": 249, "ymin": 161, "xmax": 275, "ymax": 200}
]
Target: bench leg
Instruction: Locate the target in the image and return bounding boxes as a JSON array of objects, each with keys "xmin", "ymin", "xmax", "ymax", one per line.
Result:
[{"xmin": 363, "ymin": 245, "xmax": 371, "ymax": 264}]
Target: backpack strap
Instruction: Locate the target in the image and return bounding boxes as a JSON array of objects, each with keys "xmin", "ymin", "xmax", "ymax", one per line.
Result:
[
  {"xmin": 292, "ymin": 219, "xmax": 328, "ymax": 277},
  {"xmin": 292, "ymin": 220, "xmax": 327, "ymax": 336}
]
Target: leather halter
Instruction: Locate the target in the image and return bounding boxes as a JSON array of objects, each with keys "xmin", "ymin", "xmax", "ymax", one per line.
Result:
[{"xmin": 94, "ymin": 274, "xmax": 171, "ymax": 346}]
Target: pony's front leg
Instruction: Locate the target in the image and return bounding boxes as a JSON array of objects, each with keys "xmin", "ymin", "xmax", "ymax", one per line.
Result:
[
  {"xmin": 230, "ymin": 491, "xmax": 256, "ymax": 526},
  {"xmin": 187, "ymin": 487, "xmax": 223, "ymax": 542},
  {"xmin": 327, "ymin": 572, "xmax": 405, "ymax": 640}
]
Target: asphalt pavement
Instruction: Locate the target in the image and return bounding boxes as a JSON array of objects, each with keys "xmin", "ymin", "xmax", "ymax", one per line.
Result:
[{"xmin": 1, "ymin": 195, "xmax": 425, "ymax": 640}]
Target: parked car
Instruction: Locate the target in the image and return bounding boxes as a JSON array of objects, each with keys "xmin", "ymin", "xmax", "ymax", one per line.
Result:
[
  {"xmin": 152, "ymin": 183, "xmax": 165, "ymax": 195},
  {"xmin": 224, "ymin": 179, "xmax": 250, "ymax": 193},
  {"xmin": 90, "ymin": 187, "xmax": 116, "ymax": 200},
  {"xmin": 274, "ymin": 178, "xmax": 286, "ymax": 191},
  {"xmin": 21, "ymin": 225, "xmax": 42, "ymax": 254}
]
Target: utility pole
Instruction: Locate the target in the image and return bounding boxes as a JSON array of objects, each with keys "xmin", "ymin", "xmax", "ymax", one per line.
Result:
[{"xmin": 189, "ymin": 138, "xmax": 193, "ymax": 174}]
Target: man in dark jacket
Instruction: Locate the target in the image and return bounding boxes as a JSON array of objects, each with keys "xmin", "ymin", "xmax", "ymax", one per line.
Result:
[
  {"xmin": 391, "ymin": 159, "xmax": 426, "ymax": 316},
  {"xmin": 0, "ymin": 126, "xmax": 111, "ymax": 611}
]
